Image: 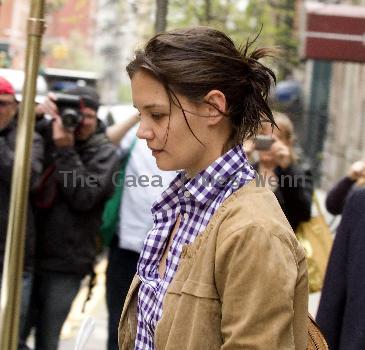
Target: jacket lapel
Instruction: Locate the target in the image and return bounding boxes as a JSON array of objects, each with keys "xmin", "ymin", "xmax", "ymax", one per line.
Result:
[{"xmin": 120, "ymin": 274, "xmax": 141, "ymax": 324}]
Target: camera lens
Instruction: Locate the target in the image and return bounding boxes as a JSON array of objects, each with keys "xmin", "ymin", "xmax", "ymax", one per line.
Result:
[{"xmin": 61, "ymin": 108, "xmax": 82, "ymax": 129}]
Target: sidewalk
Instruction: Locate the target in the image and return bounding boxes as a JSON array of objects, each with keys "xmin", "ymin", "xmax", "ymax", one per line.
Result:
[{"xmin": 59, "ymin": 301, "xmax": 108, "ymax": 350}]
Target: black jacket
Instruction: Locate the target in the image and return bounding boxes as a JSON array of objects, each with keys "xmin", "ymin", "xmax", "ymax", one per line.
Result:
[
  {"xmin": 253, "ymin": 163, "xmax": 313, "ymax": 231},
  {"xmin": 0, "ymin": 118, "xmax": 44, "ymax": 272},
  {"xmin": 316, "ymin": 189, "xmax": 365, "ymax": 350},
  {"xmin": 34, "ymin": 121, "xmax": 119, "ymax": 275}
]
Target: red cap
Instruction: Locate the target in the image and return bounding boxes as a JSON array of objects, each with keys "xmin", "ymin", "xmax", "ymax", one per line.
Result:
[{"xmin": 0, "ymin": 76, "xmax": 15, "ymax": 95}]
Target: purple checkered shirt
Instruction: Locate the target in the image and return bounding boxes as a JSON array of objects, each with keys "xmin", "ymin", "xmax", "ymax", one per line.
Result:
[{"xmin": 134, "ymin": 144, "xmax": 255, "ymax": 350}]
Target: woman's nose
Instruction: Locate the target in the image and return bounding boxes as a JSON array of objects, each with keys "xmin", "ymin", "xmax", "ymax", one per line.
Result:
[{"xmin": 136, "ymin": 121, "xmax": 154, "ymax": 140}]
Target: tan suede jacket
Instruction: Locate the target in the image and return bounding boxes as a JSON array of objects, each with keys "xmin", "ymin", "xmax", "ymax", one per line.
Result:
[{"xmin": 119, "ymin": 181, "xmax": 309, "ymax": 349}]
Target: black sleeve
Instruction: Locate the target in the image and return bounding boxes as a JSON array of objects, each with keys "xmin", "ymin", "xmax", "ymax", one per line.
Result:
[
  {"xmin": 54, "ymin": 143, "xmax": 119, "ymax": 211},
  {"xmin": 29, "ymin": 132, "xmax": 45, "ymax": 191},
  {"xmin": 0, "ymin": 131, "xmax": 44, "ymax": 189},
  {"xmin": 275, "ymin": 164, "xmax": 313, "ymax": 230},
  {"xmin": 0, "ymin": 135, "xmax": 15, "ymax": 184},
  {"xmin": 325, "ymin": 177, "xmax": 356, "ymax": 215}
]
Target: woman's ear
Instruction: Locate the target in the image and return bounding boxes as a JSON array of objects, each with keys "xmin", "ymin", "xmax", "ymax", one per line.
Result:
[{"xmin": 203, "ymin": 90, "xmax": 227, "ymax": 125}]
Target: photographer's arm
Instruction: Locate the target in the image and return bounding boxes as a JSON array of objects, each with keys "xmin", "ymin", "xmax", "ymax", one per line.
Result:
[
  {"xmin": 106, "ymin": 113, "xmax": 139, "ymax": 145},
  {"xmin": 54, "ymin": 144, "xmax": 119, "ymax": 211},
  {"xmin": 325, "ymin": 161, "xmax": 365, "ymax": 215},
  {"xmin": 29, "ymin": 132, "xmax": 44, "ymax": 191}
]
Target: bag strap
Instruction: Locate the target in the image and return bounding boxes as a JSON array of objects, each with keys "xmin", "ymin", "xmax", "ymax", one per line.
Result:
[
  {"xmin": 99, "ymin": 137, "xmax": 138, "ymax": 246},
  {"xmin": 312, "ymin": 191, "xmax": 324, "ymax": 218},
  {"xmin": 120, "ymin": 137, "xmax": 137, "ymax": 185},
  {"xmin": 111, "ymin": 136, "xmax": 138, "ymax": 226},
  {"xmin": 307, "ymin": 313, "xmax": 329, "ymax": 349},
  {"xmin": 113, "ymin": 136, "xmax": 138, "ymax": 209}
]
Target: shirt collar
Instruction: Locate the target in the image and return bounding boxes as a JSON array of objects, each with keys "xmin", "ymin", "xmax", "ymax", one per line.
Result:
[
  {"xmin": 183, "ymin": 144, "xmax": 253, "ymax": 205},
  {"xmin": 152, "ymin": 144, "xmax": 254, "ymax": 213}
]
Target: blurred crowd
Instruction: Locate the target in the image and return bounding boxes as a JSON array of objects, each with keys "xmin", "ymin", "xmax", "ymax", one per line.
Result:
[{"xmin": 0, "ymin": 72, "xmax": 364, "ymax": 350}]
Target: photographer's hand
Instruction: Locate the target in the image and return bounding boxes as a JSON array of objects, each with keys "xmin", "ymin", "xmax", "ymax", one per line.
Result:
[
  {"xmin": 37, "ymin": 93, "xmax": 58, "ymax": 117},
  {"xmin": 347, "ymin": 160, "xmax": 365, "ymax": 181},
  {"xmin": 52, "ymin": 113, "xmax": 75, "ymax": 148},
  {"xmin": 271, "ymin": 138, "xmax": 292, "ymax": 170}
]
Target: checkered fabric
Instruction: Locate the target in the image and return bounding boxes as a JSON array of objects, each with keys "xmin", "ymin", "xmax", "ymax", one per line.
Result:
[{"xmin": 134, "ymin": 144, "xmax": 255, "ymax": 349}]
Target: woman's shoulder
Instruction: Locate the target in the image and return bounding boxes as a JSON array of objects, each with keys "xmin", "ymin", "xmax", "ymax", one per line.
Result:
[
  {"xmin": 226, "ymin": 180, "xmax": 289, "ymax": 223},
  {"xmin": 217, "ymin": 182, "xmax": 293, "ymax": 236},
  {"xmin": 212, "ymin": 181, "xmax": 303, "ymax": 261}
]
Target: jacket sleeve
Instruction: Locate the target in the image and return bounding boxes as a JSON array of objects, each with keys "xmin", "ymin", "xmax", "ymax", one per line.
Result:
[
  {"xmin": 325, "ymin": 176, "xmax": 355, "ymax": 215},
  {"xmin": 54, "ymin": 144, "xmax": 119, "ymax": 211},
  {"xmin": 215, "ymin": 224, "xmax": 302, "ymax": 350},
  {"xmin": 0, "ymin": 135, "xmax": 15, "ymax": 184},
  {"xmin": 276, "ymin": 164, "xmax": 313, "ymax": 229},
  {"xmin": 0, "ymin": 131, "xmax": 44, "ymax": 189},
  {"xmin": 29, "ymin": 132, "xmax": 44, "ymax": 191}
]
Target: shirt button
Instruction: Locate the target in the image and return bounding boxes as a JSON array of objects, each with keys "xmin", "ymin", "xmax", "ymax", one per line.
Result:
[
  {"xmin": 184, "ymin": 190, "xmax": 191, "ymax": 198},
  {"xmin": 183, "ymin": 213, "xmax": 189, "ymax": 220}
]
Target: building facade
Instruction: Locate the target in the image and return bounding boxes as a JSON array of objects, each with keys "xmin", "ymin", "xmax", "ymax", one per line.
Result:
[
  {"xmin": 300, "ymin": 1, "xmax": 365, "ymax": 187},
  {"xmin": 0, "ymin": 0, "xmax": 29, "ymax": 68},
  {"xmin": 0, "ymin": 0, "xmax": 97, "ymax": 70}
]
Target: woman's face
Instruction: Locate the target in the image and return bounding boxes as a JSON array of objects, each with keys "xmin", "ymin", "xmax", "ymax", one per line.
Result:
[{"xmin": 131, "ymin": 69, "xmax": 223, "ymax": 175}]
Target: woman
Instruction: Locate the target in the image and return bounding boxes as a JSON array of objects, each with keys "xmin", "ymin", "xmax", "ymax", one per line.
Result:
[
  {"xmin": 119, "ymin": 27, "xmax": 308, "ymax": 350},
  {"xmin": 253, "ymin": 112, "xmax": 313, "ymax": 231}
]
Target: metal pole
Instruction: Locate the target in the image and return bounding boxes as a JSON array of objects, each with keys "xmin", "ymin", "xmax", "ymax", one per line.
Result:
[{"xmin": 0, "ymin": 1, "xmax": 46, "ymax": 349}]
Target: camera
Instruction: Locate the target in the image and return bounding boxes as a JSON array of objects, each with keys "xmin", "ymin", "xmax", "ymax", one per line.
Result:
[
  {"xmin": 54, "ymin": 93, "xmax": 83, "ymax": 130},
  {"xmin": 254, "ymin": 135, "xmax": 275, "ymax": 151}
]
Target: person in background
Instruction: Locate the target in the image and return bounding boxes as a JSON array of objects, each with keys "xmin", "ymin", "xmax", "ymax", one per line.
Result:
[
  {"xmin": 253, "ymin": 112, "xmax": 313, "ymax": 231},
  {"xmin": 316, "ymin": 187, "xmax": 365, "ymax": 350},
  {"xmin": 104, "ymin": 114, "xmax": 176, "ymax": 350},
  {"xmin": 325, "ymin": 159, "xmax": 365, "ymax": 215},
  {"xmin": 0, "ymin": 76, "xmax": 44, "ymax": 350},
  {"xmin": 119, "ymin": 26, "xmax": 308, "ymax": 350},
  {"xmin": 23, "ymin": 86, "xmax": 119, "ymax": 350}
]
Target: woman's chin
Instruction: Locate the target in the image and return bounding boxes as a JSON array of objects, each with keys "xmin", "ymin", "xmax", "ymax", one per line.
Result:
[{"xmin": 155, "ymin": 158, "xmax": 179, "ymax": 172}]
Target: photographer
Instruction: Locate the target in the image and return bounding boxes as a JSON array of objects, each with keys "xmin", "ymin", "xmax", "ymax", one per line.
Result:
[
  {"xmin": 24, "ymin": 86, "xmax": 119, "ymax": 350},
  {"xmin": 252, "ymin": 112, "xmax": 313, "ymax": 231}
]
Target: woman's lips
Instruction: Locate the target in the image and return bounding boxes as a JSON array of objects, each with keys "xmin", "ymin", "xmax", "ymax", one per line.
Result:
[{"xmin": 152, "ymin": 149, "xmax": 162, "ymax": 157}]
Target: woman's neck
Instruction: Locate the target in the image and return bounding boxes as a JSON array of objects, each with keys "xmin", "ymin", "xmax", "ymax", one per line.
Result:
[{"xmin": 185, "ymin": 141, "xmax": 236, "ymax": 179}]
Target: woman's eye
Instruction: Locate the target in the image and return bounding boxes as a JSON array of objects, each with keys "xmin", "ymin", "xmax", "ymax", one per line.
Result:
[{"xmin": 151, "ymin": 113, "xmax": 166, "ymax": 119}]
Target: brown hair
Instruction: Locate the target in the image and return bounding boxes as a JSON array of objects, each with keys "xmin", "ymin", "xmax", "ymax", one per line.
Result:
[
  {"xmin": 127, "ymin": 26, "xmax": 277, "ymax": 147},
  {"xmin": 273, "ymin": 112, "xmax": 295, "ymax": 145},
  {"xmin": 272, "ymin": 111, "xmax": 298, "ymax": 163}
]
